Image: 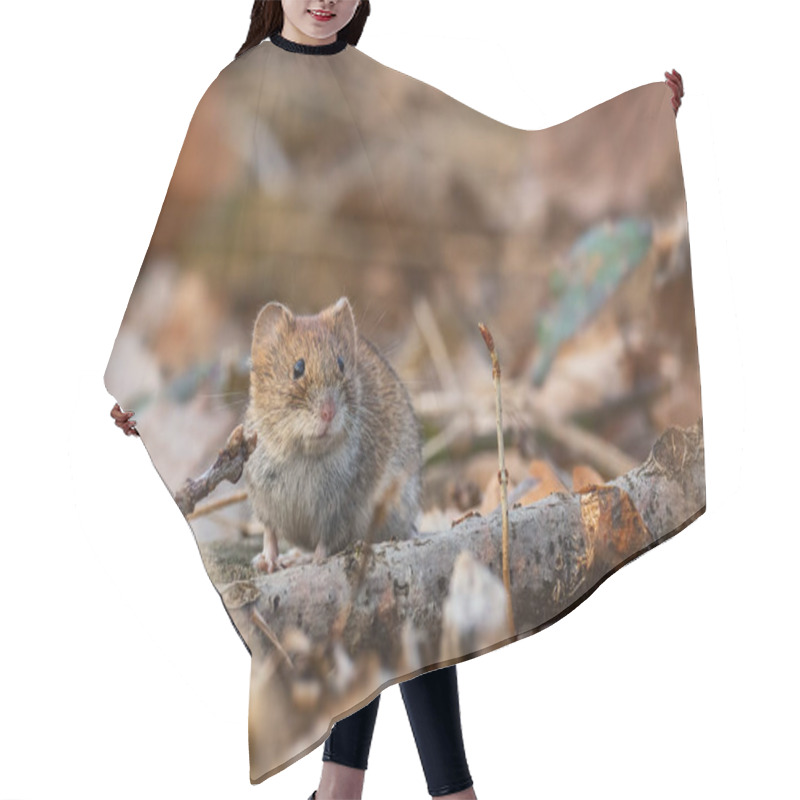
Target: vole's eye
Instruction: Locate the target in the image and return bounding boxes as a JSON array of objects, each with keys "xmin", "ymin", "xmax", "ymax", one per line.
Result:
[
  {"xmin": 293, "ymin": 358, "xmax": 305, "ymax": 379},
  {"xmin": 337, "ymin": 355, "xmax": 345, "ymax": 374}
]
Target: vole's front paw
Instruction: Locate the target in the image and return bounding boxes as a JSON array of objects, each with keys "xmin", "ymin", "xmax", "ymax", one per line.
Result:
[
  {"xmin": 252, "ymin": 551, "xmax": 279, "ymax": 574},
  {"xmin": 253, "ymin": 527, "xmax": 281, "ymax": 573}
]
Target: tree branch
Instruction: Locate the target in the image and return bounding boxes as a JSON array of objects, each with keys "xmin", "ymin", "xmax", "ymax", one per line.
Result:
[
  {"xmin": 209, "ymin": 418, "xmax": 704, "ymax": 669},
  {"xmin": 173, "ymin": 424, "xmax": 257, "ymax": 516},
  {"xmin": 210, "ymin": 418, "xmax": 704, "ymax": 779}
]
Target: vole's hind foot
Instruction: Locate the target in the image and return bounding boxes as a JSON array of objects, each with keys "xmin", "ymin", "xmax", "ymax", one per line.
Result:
[
  {"xmin": 252, "ymin": 546, "xmax": 313, "ymax": 573},
  {"xmin": 252, "ymin": 550, "xmax": 279, "ymax": 574},
  {"xmin": 279, "ymin": 547, "xmax": 314, "ymax": 569},
  {"xmin": 252, "ymin": 526, "xmax": 282, "ymax": 573}
]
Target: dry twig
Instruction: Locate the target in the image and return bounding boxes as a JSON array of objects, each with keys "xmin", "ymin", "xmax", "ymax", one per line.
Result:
[
  {"xmin": 413, "ymin": 296, "xmax": 459, "ymax": 391},
  {"xmin": 187, "ymin": 490, "xmax": 249, "ymax": 520},
  {"xmin": 174, "ymin": 424, "xmax": 257, "ymax": 516},
  {"xmin": 478, "ymin": 322, "xmax": 515, "ymax": 637},
  {"xmin": 226, "ymin": 419, "xmax": 705, "ymax": 668}
]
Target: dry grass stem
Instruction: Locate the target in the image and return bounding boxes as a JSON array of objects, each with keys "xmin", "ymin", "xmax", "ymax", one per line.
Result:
[{"xmin": 478, "ymin": 322, "xmax": 515, "ymax": 637}]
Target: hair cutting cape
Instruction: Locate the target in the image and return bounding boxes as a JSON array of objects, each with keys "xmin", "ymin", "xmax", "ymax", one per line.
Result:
[{"xmin": 104, "ymin": 34, "xmax": 705, "ymax": 784}]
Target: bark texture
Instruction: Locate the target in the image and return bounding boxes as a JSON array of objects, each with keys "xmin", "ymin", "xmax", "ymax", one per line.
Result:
[
  {"xmin": 216, "ymin": 417, "xmax": 703, "ymax": 780},
  {"xmin": 205, "ymin": 417, "xmax": 704, "ymax": 667}
]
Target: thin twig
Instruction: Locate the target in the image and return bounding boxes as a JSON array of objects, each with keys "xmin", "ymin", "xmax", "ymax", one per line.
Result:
[
  {"xmin": 478, "ymin": 323, "xmax": 515, "ymax": 637},
  {"xmin": 174, "ymin": 424, "xmax": 257, "ymax": 517},
  {"xmin": 186, "ymin": 490, "xmax": 249, "ymax": 520},
  {"xmin": 422, "ymin": 413, "xmax": 469, "ymax": 464},
  {"xmin": 413, "ymin": 296, "xmax": 459, "ymax": 391},
  {"xmin": 451, "ymin": 509, "xmax": 482, "ymax": 527},
  {"xmin": 251, "ymin": 607, "xmax": 294, "ymax": 670},
  {"xmin": 414, "ymin": 385, "xmax": 639, "ymax": 477}
]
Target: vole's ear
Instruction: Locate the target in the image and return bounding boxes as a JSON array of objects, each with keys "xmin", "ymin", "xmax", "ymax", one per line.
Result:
[
  {"xmin": 252, "ymin": 301, "xmax": 295, "ymax": 349},
  {"xmin": 324, "ymin": 296, "xmax": 357, "ymax": 354}
]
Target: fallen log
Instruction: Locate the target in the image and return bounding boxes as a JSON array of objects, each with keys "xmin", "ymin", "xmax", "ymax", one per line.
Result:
[
  {"xmin": 215, "ymin": 417, "xmax": 703, "ymax": 780},
  {"xmin": 207, "ymin": 416, "xmax": 704, "ymax": 668}
]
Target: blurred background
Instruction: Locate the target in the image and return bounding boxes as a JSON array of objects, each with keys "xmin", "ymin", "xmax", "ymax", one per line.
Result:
[
  {"xmin": 2, "ymin": 1, "xmax": 795, "ymax": 799},
  {"xmin": 104, "ymin": 50, "xmax": 700, "ymax": 555}
]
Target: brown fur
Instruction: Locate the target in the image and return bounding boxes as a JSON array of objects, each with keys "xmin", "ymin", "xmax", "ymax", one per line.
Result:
[{"xmin": 243, "ymin": 297, "xmax": 422, "ymax": 569}]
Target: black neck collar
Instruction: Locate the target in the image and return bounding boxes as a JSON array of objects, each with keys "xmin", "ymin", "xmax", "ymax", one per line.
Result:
[{"xmin": 269, "ymin": 31, "xmax": 348, "ymax": 55}]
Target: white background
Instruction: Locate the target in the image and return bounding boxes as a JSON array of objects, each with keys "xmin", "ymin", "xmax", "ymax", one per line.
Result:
[{"xmin": 1, "ymin": 1, "xmax": 797, "ymax": 798}]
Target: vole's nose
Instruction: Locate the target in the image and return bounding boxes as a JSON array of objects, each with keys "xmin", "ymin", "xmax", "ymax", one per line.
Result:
[{"xmin": 319, "ymin": 394, "xmax": 336, "ymax": 423}]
